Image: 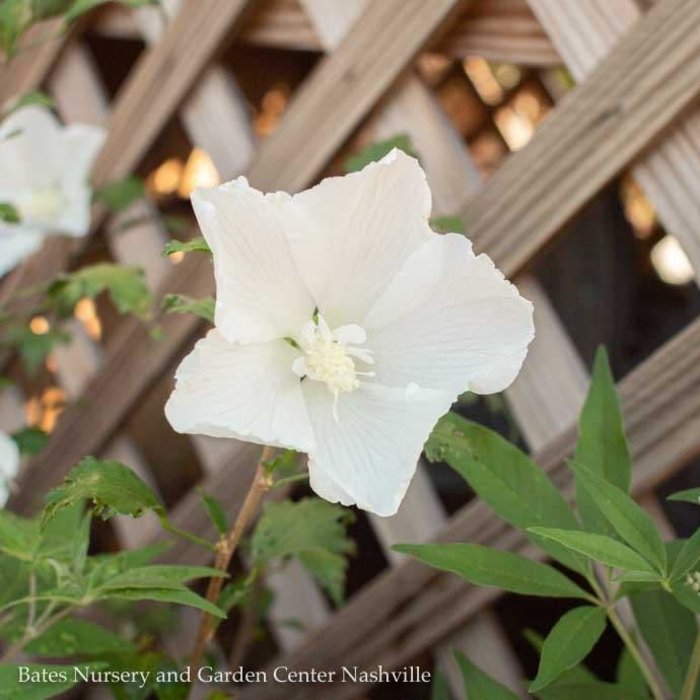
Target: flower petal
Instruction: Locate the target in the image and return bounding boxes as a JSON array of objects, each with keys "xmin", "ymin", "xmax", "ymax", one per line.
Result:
[
  {"xmin": 165, "ymin": 329, "xmax": 314, "ymax": 452},
  {"xmin": 303, "ymin": 381, "xmax": 453, "ymax": 516},
  {"xmin": 191, "ymin": 179, "xmax": 314, "ymax": 344},
  {"xmin": 0, "ymin": 430, "xmax": 20, "ymax": 508},
  {"xmin": 288, "ymin": 149, "xmax": 433, "ymax": 326},
  {"xmin": 363, "ymin": 233, "xmax": 534, "ymax": 394},
  {"xmin": 0, "ymin": 226, "xmax": 44, "ymax": 277}
]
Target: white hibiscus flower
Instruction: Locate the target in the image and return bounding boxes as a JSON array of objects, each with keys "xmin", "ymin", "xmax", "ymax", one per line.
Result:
[
  {"xmin": 166, "ymin": 150, "xmax": 534, "ymax": 516},
  {"xmin": 0, "ymin": 105, "xmax": 106, "ymax": 278},
  {"xmin": 0, "ymin": 431, "xmax": 20, "ymax": 507}
]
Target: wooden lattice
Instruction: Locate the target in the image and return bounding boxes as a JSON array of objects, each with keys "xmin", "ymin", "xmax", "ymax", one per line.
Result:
[{"xmin": 2, "ymin": 0, "xmax": 700, "ymax": 698}]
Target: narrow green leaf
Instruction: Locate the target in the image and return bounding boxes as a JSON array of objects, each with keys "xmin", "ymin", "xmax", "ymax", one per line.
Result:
[
  {"xmin": 395, "ymin": 543, "xmax": 590, "ymax": 599},
  {"xmin": 65, "ymin": 0, "xmax": 159, "ymax": 23},
  {"xmin": 454, "ymin": 651, "xmax": 520, "ymax": 700},
  {"xmin": 530, "ymin": 606, "xmax": 606, "ymax": 692},
  {"xmin": 614, "ymin": 570, "xmax": 663, "ymax": 583},
  {"xmin": 630, "ymin": 590, "xmax": 699, "ymax": 696},
  {"xmin": 162, "ymin": 294, "xmax": 215, "ymax": 323},
  {"xmin": 616, "ymin": 647, "xmax": 648, "ymax": 696},
  {"xmin": 431, "ymin": 215, "xmax": 466, "ymax": 235},
  {"xmin": 7, "ymin": 90, "xmax": 55, "ymax": 113},
  {"xmin": 25, "ymin": 618, "xmax": 136, "ymax": 657},
  {"xmin": 0, "ymin": 202, "xmax": 20, "ymax": 223},
  {"xmin": 523, "ymin": 629, "xmax": 596, "ymax": 685},
  {"xmin": 163, "ymin": 236, "xmax": 211, "ymax": 256},
  {"xmin": 11, "ymin": 426, "xmax": 48, "ymax": 455},
  {"xmin": 344, "ymin": 134, "xmax": 416, "ymax": 173},
  {"xmin": 426, "ymin": 414, "xmax": 586, "ymax": 574},
  {"xmin": 104, "ymin": 587, "xmax": 226, "ymax": 619},
  {"xmin": 92, "ymin": 175, "xmax": 145, "ymax": 211},
  {"xmin": 528, "ymin": 527, "xmax": 658, "ymax": 573},
  {"xmin": 43, "ymin": 456, "xmax": 163, "ymax": 528},
  {"xmin": 574, "ymin": 348, "xmax": 631, "ymax": 534},
  {"xmin": 569, "ymin": 460, "xmax": 666, "ymax": 574},
  {"xmin": 536, "ymin": 681, "xmax": 649, "ymax": 700},
  {"xmin": 671, "ymin": 528, "xmax": 700, "ymax": 581},
  {"xmin": 0, "ymin": 664, "xmax": 81, "ymax": 699},
  {"xmin": 0, "ymin": 510, "xmax": 39, "ymax": 560},
  {"xmin": 199, "ymin": 491, "xmax": 227, "ymax": 535},
  {"xmin": 668, "ymin": 488, "xmax": 700, "ymax": 506},
  {"xmin": 430, "ymin": 670, "xmax": 450, "ymax": 700},
  {"xmin": 98, "ymin": 565, "xmax": 224, "ymax": 592},
  {"xmin": 3, "ymin": 325, "xmax": 71, "ymax": 374}
]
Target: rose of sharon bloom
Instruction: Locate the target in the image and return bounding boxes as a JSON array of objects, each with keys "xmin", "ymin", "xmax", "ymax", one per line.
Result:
[
  {"xmin": 166, "ymin": 150, "xmax": 534, "ymax": 516},
  {"xmin": 0, "ymin": 105, "xmax": 106, "ymax": 277},
  {"xmin": 0, "ymin": 431, "xmax": 20, "ymax": 507}
]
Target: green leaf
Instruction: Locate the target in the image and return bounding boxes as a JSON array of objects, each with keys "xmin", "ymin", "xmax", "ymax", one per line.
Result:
[
  {"xmin": 0, "ymin": 0, "xmax": 30, "ymax": 58},
  {"xmin": 425, "ymin": 414, "xmax": 586, "ymax": 574},
  {"xmin": 98, "ymin": 565, "xmax": 223, "ymax": 592},
  {"xmin": 162, "ymin": 294, "xmax": 214, "ymax": 323},
  {"xmin": 65, "ymin": 0, "xmax": 159, "ymax": 23},
  {"xmin": 569, "ymin": 460, "xmax": 666, "ymax": 574},
  {"xmin": 574, "ymin": 347, "xmax": 631, "ymax": 533},
  {"xmin": 29, "ymin": 0, "xmax": 74, "ymax": 20},
  {"xmin": 670, "ymin": 528, "xmax": 700, "ymax": 581},
  {"xmin": 668, "ymin": 488, "xmax": 700, "ymax": 506},
  {"xmin": 430, "ymin": 215, "xmax": 466, "ymax": 235},
  {"xmin": 11, "ymin": 426, "xmax": 48, "ymax": 455},
  {"xmin": 42, "ymin": 456, "xmax": 163, "ymax": 528},
  {"xmin": 530, "ymin": 606, "xmax": 606, "ymax": 692},
  {"xmin": 3, "ymin": 324, "xmax": 71, "ymax": 374},
  {"xmin": 528, "ymin": 527, "xmax": 658, "ymax": 573},
  {"xmin": 522, "ymin": 628, "xmax": 596, "ymax": 685},
  {"xmin": 0, "ymin": 664, "xmax": 80, "ymax": 699},
  {"xmin": 430, "ymin": 670, "xmax": 450, "ymax": 700},
  {"xmin": 616, "ymin": 647, "xmax": 648, "ymax": 695},
  {"xmin": 536, "ymin": 681, "xmax": 649, "ymax": 700},
  {"xmin": 0, "ymin": 202, "xmax": 20, "ymax": 223},
  {"xmin": 395, "ymin": 543, "xmax": 590, "ymax": 599},
  {"xmin": 251, "ymin": 498, "xmax": 354, "ymax": 605},
  {"xmin": 0, "ymin": 510, "xmax": 40, "ymax": 560},
  {"xmin": 631, "ymin": 590, "xmax": 699, "ymax": 696},
  {"xmin": 453, "ymin": 651, "xmax": 520, "ymax": 700},
  {"xmin": 47, "ymin": 263, "xmax": 152, "ymax": 319},
  {"xmin": 344, "ymin": 134, "xmax": 416, "ymax": 173},
  {"xmin": 7, "ymin": 90, "xmax": 55, "ymax": 114},
  {"xmin": 163, "ymin": 236, "xmax": 211, "ymax": 256},
  {"xmin": 25, "ymin": 618, "xmax": 136, "ymax": 657},
  {"xmin": 104, "ymin": 586, "xmax": 225, "ymax": 619},
  {"xmin": 199, "ymin": 490, "xmax": 227, "ymax": 535},
  {"xmin": 93, "ymin": 175, "xmax": 145, "ymax": 211},
  {"xmin": 672, "ymin": 577, "xmax": 700, "ymax": 615}
]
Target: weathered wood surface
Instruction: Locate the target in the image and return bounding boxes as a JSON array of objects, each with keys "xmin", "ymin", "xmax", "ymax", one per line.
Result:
[
  {"xmin": 528, "ymin": 0, "xmax": 700, "ymax": 279},
  {"xmin": 235, "ymin": 312, "xmax": 700, "ymax": 700}
]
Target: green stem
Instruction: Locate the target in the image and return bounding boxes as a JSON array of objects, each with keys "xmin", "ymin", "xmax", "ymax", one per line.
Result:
[
  {"xmin": 271, "ymin": 472, "xmax": 309, "ymax": 491},
  {"xmin": 608, "ymin": 606, "xmax": 665, "ymax": 700},
  {"xmin": 681, "ymin": 628, "xmax": 700, "ymax": 700}
]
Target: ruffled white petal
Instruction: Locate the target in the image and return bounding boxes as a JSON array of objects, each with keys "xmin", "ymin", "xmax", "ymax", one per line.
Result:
[
  {"xmin": 191, "ymin": 179, "xmax": 315, "ymax": 344},
  {"xmin": 363, "ymin": 233, "xmax": 534, "ymax": 394},
  {"xmin": 302, "ymin": 381, "xmax": 453, "ymax": 516},
  {"xmin": 0, "ymin": 431, "xmax": 20, "ymax": 508},
  {"xmin": 0, "ymin": 226, "xmax": 45, "ymax": 277},
  {"xmin": 165, "ymin": 329, "xmax": 314, "ymax": 452},
  {"xmin": 287, "ymin": 149, "xmax": 433, "ymax": 327}
]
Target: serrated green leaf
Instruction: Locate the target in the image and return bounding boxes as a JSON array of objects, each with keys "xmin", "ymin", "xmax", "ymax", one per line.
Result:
[
  {"xmin": 425, "ymin": 414, "xmax": 586, "ymax": 574},
  {"xmin": 668, "ymin": 488, "xmax": 700, "ymax": 506},
  {"xmin": 162, "ymin": 236, "xmax": 211, "ymax": 256},
  {"xmin": 344, "ymin": 134, "xmax": 416, "ymax": 173},
  {"xmin": 43, "ymin": 457, "xmax": 163, "ymax": 528},
  {"xmin": 104, "ymin": 586, "xmax": 225, "ymax": 619},
  {"xmin": 631, "ymin": 590, "xmax": 699, "ymax": 697},
  {"xmin": 162, "ymin": 294, "xmax": 214, "ymax": 323},
  {"xmin": 528, "ymin": 527, "xmax": 657, "ymax": 573},
  {"xmin": 47, "ymin": 263, "xmax": 152, "ymax": 319},
  {"xmin": 25, "ymin": 618, "xmax": 135, "ymax": 657},
  {"xmin": 11, "ymin": 426, "xmax": 48, "ymax": 455},
  {"xmin": 670, "ymin": 528, "xmax": 700, "ymax": 582},
  {"xmin": 0, "ymin": 664, "xmax": 80, "ymax": 699},
  {"xmin": 430, "ymin": 215, "xmax": 466, "ymax": 235},
  {"xmin": 569, "ymin": 460, "xmax": 666, "ymax": 574},
  {"xmin": 251, "ymin": 498, "xmax": 354, "ymax": 604},
  {"xmin": 93, "ymin": 175, "xmax": 145, "ymax": 211},
  {"xmin": 395, "ymin": 543, "xmax": 590, "ymax": 599},
  {"xmin": 530, "ymin": 606, "xmax": 606, "ymax": 692},
  {"xmin": 0, "ymin": 202, "xmax": 20, "ymax": 222},
  {"xmin": 454, "ymin": 651, "xmax": 520, "ymax": 700},
  {"xmin": 574, "ymin": 348, "xmax": 631, "ymax": 534}
]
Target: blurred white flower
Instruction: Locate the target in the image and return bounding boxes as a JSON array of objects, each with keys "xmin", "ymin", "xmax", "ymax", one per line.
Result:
[
  {"xmin": 0, "ymin": 105, "xmax": 106, "ymax": 277},
  {"xmin": 166, "ymin": 150, "xmax": 534, "ymax": 516},
  {"xmin": 0, "ymin": 431, "xmax": 19, "ymax": 507}
]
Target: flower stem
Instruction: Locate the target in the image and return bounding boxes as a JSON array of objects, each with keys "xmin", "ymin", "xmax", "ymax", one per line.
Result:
[
  {"xmin": 681, "ymin": 628, "xmax": 700, "ymax": 700},
  {"xmin": 189, "ymin": 446, "xmax": 275, "ymax": 668},
  {"xmin": 607, "ymin": 605, "xmax": 665, "ymax": 700}
]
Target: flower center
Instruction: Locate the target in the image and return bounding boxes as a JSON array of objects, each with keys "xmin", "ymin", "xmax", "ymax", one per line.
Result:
[
  {"xmin": 19, "ymin": 186, "xmax": 64, "ymax": 225},
  {"xmin": 291, "ymin": 314, "xmax": 374, "ymax": 417}
]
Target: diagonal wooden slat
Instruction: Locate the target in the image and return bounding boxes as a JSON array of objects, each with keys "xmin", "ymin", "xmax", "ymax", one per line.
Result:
[
  {"xmin": 235, "ymin": 312, "xmax": 700, "ymax": 700},
  {"xmin": 527, "ymin": 0, "xmax": 700, "ymax": 279}
]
